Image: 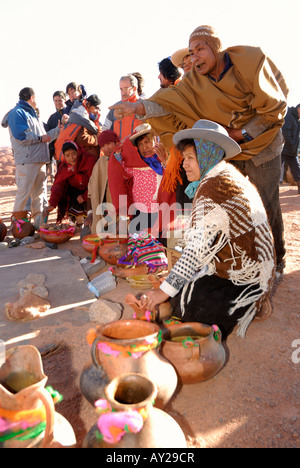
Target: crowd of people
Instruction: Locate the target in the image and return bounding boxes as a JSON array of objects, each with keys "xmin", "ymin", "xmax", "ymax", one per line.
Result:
[{"xmin": 2, "ymin": 24, "xmax": 299, "ymax": 337}]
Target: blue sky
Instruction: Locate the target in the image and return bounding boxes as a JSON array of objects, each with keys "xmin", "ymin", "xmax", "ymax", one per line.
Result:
[{"xmin": 1, "ymin": 0, "xmax": 299, "ymax": 146}]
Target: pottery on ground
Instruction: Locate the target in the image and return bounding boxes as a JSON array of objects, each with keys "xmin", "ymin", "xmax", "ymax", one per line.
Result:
[
  {"xmin": 81, "ymin": 319, "xmax": 178, "ymax": 409},
  {"xmin": 125, "ymin": 293, "xmax": 172, "ymax": 323},
  {"xmin": 160, "ymin": 322, "xmax": 226, "ymax": 384},
  {"xmin": 0, "ymin": 345, "xmax": 76, "ymax": 448},
  {"xmin": 0, "ymin": 220, "xmax": 7, "ymax": 242},
  {"xmin": 98, "ymin": 237, "xmax": 128, "ymax": 265},
  {"xmin": 11, "ymin": 211, "xmax": 35, "ymax": 239},
  {"xmin": 82, "ymin": 373, "xmax": 187, "ymax": 448},
  {"xmin": 38, "ymin": 224, "xmax": 75, "ymax": 244}
]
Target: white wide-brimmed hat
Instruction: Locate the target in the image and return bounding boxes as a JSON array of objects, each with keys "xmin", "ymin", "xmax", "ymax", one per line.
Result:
[
  {"xmin": 129, "ymin": 123, "xmax": 153, "ymax": 146},
  {"xmin": 173, "ymin": 120, "xmax": 241, "ymax": 160}
]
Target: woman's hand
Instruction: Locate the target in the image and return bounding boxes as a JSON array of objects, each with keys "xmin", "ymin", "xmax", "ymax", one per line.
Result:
[
  {"xmin": 141, "ymin": 289, "xmax": 170, "ymax": 312},
  {"xmin": 154, "ymin": 142, "xmax": 167, "ymax": 166},
  {"xmin": 44, "ymin": 205, "xmax": 55, "ymax": 213},
  {"xmin": 77, "ymin": 194, "xmax": 85, "ymax": 204}
]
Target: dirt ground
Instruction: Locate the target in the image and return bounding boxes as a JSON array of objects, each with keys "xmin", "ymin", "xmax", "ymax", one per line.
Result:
[{"xmin": 0, "ymin": 174, "xmax": 299, "ymax": 448}]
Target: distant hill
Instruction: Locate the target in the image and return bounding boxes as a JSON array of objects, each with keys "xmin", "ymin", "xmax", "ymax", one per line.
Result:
[{"xmin": 0, "ymin": 146, "xmax": 15, "ymax": 186}]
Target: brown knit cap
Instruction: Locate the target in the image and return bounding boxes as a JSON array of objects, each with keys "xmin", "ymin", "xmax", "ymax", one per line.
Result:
[{"xmin": 189, "ymin": 25, "xmax": 222, "ymax": 54}]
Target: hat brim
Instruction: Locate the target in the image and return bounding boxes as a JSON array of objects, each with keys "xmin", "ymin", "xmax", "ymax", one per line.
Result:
[
  {"xmin": 129, "ymin": 128, "xmax": 153, "ymax": 145},
  {"xmin": 171, "ymin": 48, "xmax": 190, "ymax": 68},
  {"xmin": 173, "ymin": 128, "xmax": 241, "ymax": 160}
]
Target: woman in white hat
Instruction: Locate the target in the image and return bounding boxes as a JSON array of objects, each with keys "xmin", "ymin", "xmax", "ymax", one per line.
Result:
[{"xmin": 142, "ymin": 120, "xmax": 275, "ymax": 337}]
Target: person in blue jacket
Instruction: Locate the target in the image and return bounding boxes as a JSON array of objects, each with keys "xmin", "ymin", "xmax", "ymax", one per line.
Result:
[{"xmin": 1, "ymin": 87, "xmax": 60, "ymax": 221}]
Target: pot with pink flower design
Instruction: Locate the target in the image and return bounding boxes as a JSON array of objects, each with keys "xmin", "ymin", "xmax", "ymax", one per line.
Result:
[
  {"xmin": 88, "ymin": 319, "xmax": 178, "ymax": 409},
  {"xmin": 83, "ymin": 373, "xmax": 186, "ymax": 448}
]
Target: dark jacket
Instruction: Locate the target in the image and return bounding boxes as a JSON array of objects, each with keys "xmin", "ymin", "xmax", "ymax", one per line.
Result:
[{"xmin": 282, "ymin": 106, "xmax": 300, "ymax": 158}]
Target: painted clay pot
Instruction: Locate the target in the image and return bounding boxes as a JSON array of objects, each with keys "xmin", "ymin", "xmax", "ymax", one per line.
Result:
[
  {"xmin": 0, "ymin": 220, "xmax": 7, "ymax": 242},
  {"xmin": 38, "ymin": 224, "xmax": 75, "ymax": 244},
  {"xmin": 11, "ymin": 211, "xmax": 35, "ymax": 239},
  {"xmin": 89, "ymin": 319, "xmax": 178, "ymax": 409},
  {"xmin": 160, "ymin": 322, "xmax": 226, "ymax": 384},
  {"xmin": 82, "ymin": 234, "xmax": 102, "ymax": 254},
  {"xmin": 0, "ymin": 345, "xmax": 76, "ymax": 448},
  {"xmin": 82, "ymin": 373, "xmax": 187, "ymax": 448},
  {"xmin": 98, "ymin": 237, "xmax": 128, "ymax": 265},
  {"xmin": 125, "ymin": 293, "xmax": 172, "ymax": 323}
]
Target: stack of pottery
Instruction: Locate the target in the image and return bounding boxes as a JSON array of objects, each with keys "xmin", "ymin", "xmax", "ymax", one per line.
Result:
[
  {"xmin": 80, "ymin": 319, "xmax": 178, "ymax": 409},
  {"xmin": 0, "ymin": 345, "xmax": 76, "ymax": 448},
  {"xmin": 83, "ymin": 373, "xmax": 186, "ymax": 448}
]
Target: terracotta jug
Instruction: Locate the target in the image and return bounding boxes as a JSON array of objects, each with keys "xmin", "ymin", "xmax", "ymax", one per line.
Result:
[
  {"xmin": 82, "ymin": 373, "xmax": 187, "ymax": 448},
  {"xmin": 125, "ymin": 293, "xmax": 172, "ymax": 323},
  {"xmin": 160, "ymin": 322, "xmax": 226, "ymax": 384},
  {"xmin": 0, "ymin": 345, "xmax": 76, "ymax": 448},
  {"xmin": 11, "ymin": 211, "xmax": 35, "ymax": 239},
  {"xmin": 87, "ymin": 319, "xmax": 178, "ymax": 409}
]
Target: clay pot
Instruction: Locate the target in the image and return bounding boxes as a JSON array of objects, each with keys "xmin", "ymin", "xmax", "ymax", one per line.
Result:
[
  {"xmin": 83, "ymin": 319, "xmax": 178, "ymax": 409},
  {"xmin": 82, "ymin": 373, "xmax": 187, "ymax": 448},
  {"xmin": 125, "ymin": 293, "xmax": 172, "ymax": 323},
  {"xmin": 98, "ymin": 237, "xmax": 128, "ymax": 265},
  {"xmin": 38, "ymin": 224, "xmax": 75, "ymax": 244},
  {"xmin": 0, "ymin": 345, "xmax": 76, "ymax": 448},
  {"xmin": 11, "ymin": 211, "xmax": 35, "ymax": 239},
  {"xmin": 160, "ymin": 322, "xmax": 226, "ymax": 384},
  {"xmin": 0, "ymin": 220, "xmax": 7, "ymax": 242},
  {"xmin": 82, "ymin": 234, "xmax": 102, "ymax": 254}
]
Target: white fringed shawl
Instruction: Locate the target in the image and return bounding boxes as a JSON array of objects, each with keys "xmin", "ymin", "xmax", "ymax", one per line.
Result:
[{"xmin": 165, "ymin": 160, "xmax": 275, "ymax": 337}]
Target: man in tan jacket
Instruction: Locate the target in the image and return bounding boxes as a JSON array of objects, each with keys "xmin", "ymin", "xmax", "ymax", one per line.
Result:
[{"xmin": 109, "ymin": 25, "xmax": 288, "ymax": 275}]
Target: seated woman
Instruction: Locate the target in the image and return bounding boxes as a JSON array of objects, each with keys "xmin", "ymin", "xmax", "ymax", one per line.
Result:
[
  {"xmin": 45, "ymin": 141, "xmax": 96, "ymax": 224},
  {"xmin": 142, "ymin": 120, "xmax": 275, "ymax": 338},
  {"xmin": 108, "ymin": 123, "xmax": 174, "ymax": 235}
]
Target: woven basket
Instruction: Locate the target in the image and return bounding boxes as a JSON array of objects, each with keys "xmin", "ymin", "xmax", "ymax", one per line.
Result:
[{"xmin": 38, "ymin": 224, "xmax": 75, "ymax": 244}]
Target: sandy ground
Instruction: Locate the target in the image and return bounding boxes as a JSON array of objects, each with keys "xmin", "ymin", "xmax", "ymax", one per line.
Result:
[{"xmin": 0, "ymin": 178, "xmax": 299, "ymax": 449}]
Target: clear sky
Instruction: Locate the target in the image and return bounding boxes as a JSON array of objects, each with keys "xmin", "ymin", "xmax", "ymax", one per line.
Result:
[{"xmin": 0, "ymin": 0, "xmax": 299, "ymax": 147}]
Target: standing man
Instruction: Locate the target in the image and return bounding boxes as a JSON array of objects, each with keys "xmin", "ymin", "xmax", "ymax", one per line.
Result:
[
  {"xmin": 1, "ymin": 87, "xmax": 60, "ymax": 221},
  {"xmin": 281, "ymin": 104, "xmax": 300, "ymax": 193},
  {"xmin": 46, "ymin": 90, "xmax": 67, "ymax": 180},
  {"xmin": 110, "ymin": 25, "xmax": 288, "ymax": 275},
  {"xmin": 102, "ymin": 74, "xmax": 142, "ymax": 141}
]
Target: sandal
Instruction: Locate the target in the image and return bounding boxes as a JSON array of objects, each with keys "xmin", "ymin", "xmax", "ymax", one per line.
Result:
[{"xmin": 254, "ymin": 298, "xmax": 273, "ymax": 322}]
